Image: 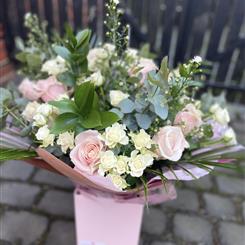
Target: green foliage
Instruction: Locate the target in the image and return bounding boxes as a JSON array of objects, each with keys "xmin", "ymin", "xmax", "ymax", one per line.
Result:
[
  {"xmin": 0, "ymin": 88, "xmax": 12, "ymax": 128},
  {"xmin": 0, "ymin": 148, "xmax": 37, "ymax": 161},
  {"xmin": 139, "ymin": 44, "xmax": 157, "ymax": 59},
  {"xmin": 53, "ymin": 27, "xmax": 91, "ymax": 86},
  {"xmin": 15, "ymin": 13, "xmax": 53, "ymax": 79},
  {"xmin": 50, "ymin": 82, "xmax": 119, "ymax": 134}
]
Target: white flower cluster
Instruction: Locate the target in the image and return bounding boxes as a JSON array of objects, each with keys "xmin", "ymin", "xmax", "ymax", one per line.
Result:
[
  {"xmin": 210, "ymin": 103, "xmax": 230, "ymax": 125},
  {"xmin": 41, "ymin": 56, "xmax": 67, "ymax": 76},
  {"xmin": 98, "ymin": 124, "xmax": 155, "ymax": 190}
]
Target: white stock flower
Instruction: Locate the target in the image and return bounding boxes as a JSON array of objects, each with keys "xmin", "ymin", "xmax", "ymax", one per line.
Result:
[
  {"xmin": 22, "ymin": 101, "xmax": 40, "ymax": 122},
  {"xmin": 87, "ymin": 48, "xmax": 109, "ymax": 71},
  {"xmin": 90, "ymin": 71, "xmax": 104, "ymax": 86},
  {"xmin": 224, "ymin": 128, "xmax": 237, "ymax": 145},
  {"xmin": 57, "ymin": 131, "xmax": 75, "ymax": 153},
  {"xmin": 109, "ymin": 174, "xmax": 128, "ymax": 190},
  {"xmin": 35, "ymin": 125, "xmax": 55, "ymax": 147},
  {"xmin": 114, "ymin": 156, "xmax": 129, "ymax": 175},
  {"xmin": 33, "ymin": 114, "xmax": 47, "ymax": 127},
  {"xmin": 109, "ymin": 90, "xmax": 129, "ymax": 107},
  {"xmin": 98, "ymin": 150, "xmax": 117, "ymax": 175},
  {"xmin": 41, "ymin": 56, "xmax": 67, "ymax": 76},
  {"xmin": 36, "ymin": 104, "xmax": 54, "ymax": 117},
  {"xmin": 101, "ymin": 123, "xmax": 129, "ymax": 148},
  {"xmin": 129, "ymin": 150, "xmax": 153, "ymax": 177},
  {"xmin": 210, "ymin": 104, "xmax": 230, "ymax": 125},
  {"xmin": 129, "ymin": 129, "xmax": 153, "ymax": 151}
]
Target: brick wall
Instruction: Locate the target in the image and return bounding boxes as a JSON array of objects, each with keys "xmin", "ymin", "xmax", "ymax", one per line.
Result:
[{"xmin": 0, "ymin": 24, "xmax": 15, "ymax": 85}]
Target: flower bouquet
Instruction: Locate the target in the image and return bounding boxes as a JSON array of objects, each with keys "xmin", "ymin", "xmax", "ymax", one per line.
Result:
[{"xmin": 1, "ymin": 1, "xmax": 244, "ymax": 244}]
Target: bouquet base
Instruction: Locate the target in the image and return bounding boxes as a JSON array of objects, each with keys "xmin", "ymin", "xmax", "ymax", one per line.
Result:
[{"xmin": 74, "ymin": 188, "xmax": 144, "ymax": 245}]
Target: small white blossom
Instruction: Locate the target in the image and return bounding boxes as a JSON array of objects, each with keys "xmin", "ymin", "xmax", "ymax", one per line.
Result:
[
  {"xmin": 101, "ymin": 123, "xmax": 129, "ymax": 148},
  {"xmin": 109, "ymin": 90, "xmax": 129, "ymax": 107},
  {"xmin": 109, "ymin": 174, "xmax": 128, "ymax": 190},
  {"xmin": 57, "ymin": 131, "xmax": 75, "ymax": 153},
  {"xmin": 191, "ymin": 56, "xmax": 202, "ymax": 63},
  {"xmin": 98, "ymin": 150, "xmax": 117, "ymax": 175},
  {"xmin": 33, "ymin": 114, "xmax": 47, "ymax": 127},
  {"xmin": 129, "ymin": 129, "xmax": 153, "ymax": 151},
  {"xmin": 210, "ymin": 103, "xmax": 230, "ymax": 125},
  {"xmin": 112, "ymin": 0, "xmax": 120, "ymax": 5},
  {"xmin": 114, "ymin": 156, "xmax": 129, "ymax": 175},
  {"xmin": 22, "ymin": 101, "xmax": 40, "ymax": 122},
  {"xmin": 35, "ymin": 125, "xmax": 55, "ymax": 147},
  {"xmin": 90, "ymin": 71, "xmax": 104, "ymax": 86},
  {"xmin": 129, "ymin": 150, "xmax": 153, "ymax": 177},
  {"xmin": 224, "ymin": 128, "xmax": 237, "ymax": 145},
  {"xmin": 41, "ymin": 56, "xmax": 67, "ymax": 76},
  {"xmin": 36, "ymin": 104, "xmax": 54, "ymax": 117}
]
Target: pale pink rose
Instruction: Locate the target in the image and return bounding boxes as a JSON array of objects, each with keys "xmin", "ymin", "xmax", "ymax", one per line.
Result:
[
  {"xmin": 70, "ymin": 130, "xmax": 105, "ymax": 175},
  {"xmin": 18, "ymin": 78, "xmax": 43, "ymax": 101},
  {"xmin": 153, "ymin": 126, "xmax": 189, "ymax": 161},
  {"xmin": 129, "ymin": 58, "xmax": 157, "ymax": 84},
  {"xmin": 174, "ymin": 104, "xmax": 203, "ymax": 135},
  {"xmin": 36, "ymin": 76, "xmax": 66, "ymax": 102}
]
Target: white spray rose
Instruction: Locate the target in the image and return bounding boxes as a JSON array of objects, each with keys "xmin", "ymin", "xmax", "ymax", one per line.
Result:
[
  {"xmin": 90, "ymin": 71, "xmax": 104, "ymax": 86},
  {"xmin": 224, "ymin": 128, "xmax": 237, "ymax": 145},
  {"xmin": 101, "ymin": 123, "xmax": 129, "ymax": 148},
  {"xmin": 35, "ymin": 125, "xmax": 55, "ymax": 147},
  {"xmin": 41, "ymin": 56, "xmax": 67, "ymax": 76},
  {"xmin": 109, "ymin": 90, "xmax": 129, "ymax": 107},
  {"xmin": 57, "ymin": 131, "xmax": 75, "ymax": 153},
  {"xmin": 98, "ymin": 150, "xmax": 117, "ymax": 175},
  {"xmin": 114, "ymin": 156, "xmax": 129, "ymax": 175},
  {"xmin": 129, "ymin": 129, "xmax": 153, "ymax": 151},
  {"xmin": 210, "ymin": 104, "xmax": 230, "ymax": 125},
  {"xmin": 33, "ymin": 114, "xmax": 47, "ymax": 127},
  {"xmin": 36, "ymin": 104, "xmax": 54, "ymax": 117},
  {"xmin": 22, "ymin": 101, "xmax": 40, "ymax": 122},
  {"xmin": 129, "ymin": 150, "xmax": 153, "ymax": 177},
  {"xmin": 109, "ymin": 174, "xmax": 128, "ymax": 190}
]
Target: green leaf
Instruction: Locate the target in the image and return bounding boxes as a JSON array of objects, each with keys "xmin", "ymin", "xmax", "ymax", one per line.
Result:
[
  {"xmin": 26, "ymin": 53, "xmax": 42, "ymax": 68},
  {"xmin": 76, "ymin": 29, "xmax": 91, "ymax": 48},
  {"xmin": 80, "ymin": 110, "xmax": 102, "ymax": 128},
  {"xmin": 92, "ymin": 92, "xmax": 99, "ymax": 109},
  {"xmin": 51, "ymin": 113, "xmax": 78, "ymax": 134},
  {"xmin": 53, "ymin": 45, "xmax": 70, "ymax": 60},
  {"xmin": 57, "ymin": 71, "xmax": 76, "ymax": 86},
  {"xmin": 49, "ymin": 99, "xmax": 79, "ymax": 114},
  {"xmin": 0, "ymin": 88, "xmax": 12, "ymax": 105},
  {"xmin": 96, "ymin": 111, "xmax": 119, "ymax": 130},
  {"xmin": 0, "ymin": 148, "xmax": 37, "ymax": 161},
  {"xmin": 159, "ymin": 56, "xmax": 169, "ymax": 81},
  {"xmin": 74, "ymin": 82, "xmax": 94, "ymax": 116}
]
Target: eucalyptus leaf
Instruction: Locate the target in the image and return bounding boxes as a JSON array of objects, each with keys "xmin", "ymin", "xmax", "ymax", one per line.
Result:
[
  {"xmin": 135, "ymin": 113, "xmax": 152, "ymax": 130},
  {"xmin": 110, "ymin": 108, "xmax": 124, "ymax": 119},
  {"xmin": 0, "ymin": 88, "xmax": 12, "ymax": 105},
  {"xmin": 57, "ymin": 71, "xmax": 76, "ymax": 86},
  {"xmin": 53, "ymin": 45, "xmax": 70, "ymax": 60},
  {"xmin": 118, "ymin": 99, "xmax": 135, "ymax": 114}
]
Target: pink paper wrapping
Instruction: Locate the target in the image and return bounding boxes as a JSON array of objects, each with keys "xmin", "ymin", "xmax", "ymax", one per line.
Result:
[{"xmin": 74, "ymin": 188, "xmax": 144, "ymax": 245}]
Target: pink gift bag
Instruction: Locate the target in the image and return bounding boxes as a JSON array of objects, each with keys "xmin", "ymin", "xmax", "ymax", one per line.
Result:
[{"xmin": 74, "ymin": 188, "xmax": 144, "ymax": 245}]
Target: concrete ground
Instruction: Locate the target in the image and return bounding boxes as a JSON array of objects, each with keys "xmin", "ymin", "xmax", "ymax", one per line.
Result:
[{"xmin": 0, "ymin": 111, "xmax": 245, "ymax": 245}]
